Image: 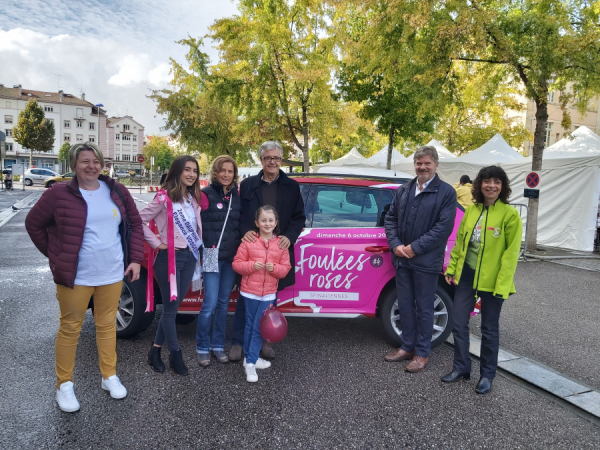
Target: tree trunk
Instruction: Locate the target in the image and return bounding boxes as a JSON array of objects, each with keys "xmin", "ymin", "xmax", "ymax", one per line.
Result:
[
  {"xmin": 302, "ymin": 106, "xmax": 310, "ymax": 173},
  {"xmin": 386, "ymin": 126, "xmax": 395, "ymax": 170},
  {"xmin": 526, "ymin": 96, "xmax": 548, "ymax": 253}
]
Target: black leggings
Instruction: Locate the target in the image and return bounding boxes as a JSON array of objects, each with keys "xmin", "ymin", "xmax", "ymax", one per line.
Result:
[{"xmin": 153, "ymin": 249, "xmax": 196, "ymax": 352}]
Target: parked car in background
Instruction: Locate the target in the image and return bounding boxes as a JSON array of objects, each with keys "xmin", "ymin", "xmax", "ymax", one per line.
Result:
[
  {"xmin": 24, "ymin": 168, "xmax": 59, "ymax": 186},
  {"xmin": 110, "ymin": 173, "xmax": 464, "ymax": 349},
  {"xmin": 44, "ymin": 172, "xmax": 74, "ymax": 188},
  {"xmin": 113, "ymin": 171, "xmax": 130, "ymax": 178}
]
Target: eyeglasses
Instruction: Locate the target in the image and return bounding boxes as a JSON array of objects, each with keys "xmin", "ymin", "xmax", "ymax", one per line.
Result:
[{"xmin": 262, "ymin": 156, "xmax": 282, "ymax": 163}]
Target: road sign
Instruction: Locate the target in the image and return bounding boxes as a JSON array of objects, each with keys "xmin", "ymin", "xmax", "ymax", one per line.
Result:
[
  {"xmin": 526, "ymin": 172, "xmax": 540, "ymax": 188},
  {"xmin": 137, "ymin": 155, "xmax": 145, "ymax": 163},
  {"xmin": 524, "ymin": 188, "xmax": 540, "ymax": 199}
]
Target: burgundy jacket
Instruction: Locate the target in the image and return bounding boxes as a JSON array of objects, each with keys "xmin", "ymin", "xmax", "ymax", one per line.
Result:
[{"xmin": 25, "ymin": 174, "xmax": 144, "ymax": 288}]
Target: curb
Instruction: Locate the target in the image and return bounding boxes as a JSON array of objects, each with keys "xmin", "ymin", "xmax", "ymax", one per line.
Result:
[
  {"xmin": 0, "ymin": 192, "xmax": 41, "ymax": 228},
  {"xmin": 446, "ymin": 334, "xmax": 600, "ymax": 419},
  {"xmin": 524, "ymin": 254, "xmax": 600, "ymax": 261}
]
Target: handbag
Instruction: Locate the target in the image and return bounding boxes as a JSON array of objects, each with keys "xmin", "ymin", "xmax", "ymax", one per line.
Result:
[{"xmin": 203, "ymin": 195, "xmax": 232, "ymax": 273}]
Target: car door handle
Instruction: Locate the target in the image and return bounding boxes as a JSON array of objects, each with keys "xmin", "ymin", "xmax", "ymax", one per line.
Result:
[{"xmin": 365, "ymin": 246, "xmax": 390, "ymax": 253}]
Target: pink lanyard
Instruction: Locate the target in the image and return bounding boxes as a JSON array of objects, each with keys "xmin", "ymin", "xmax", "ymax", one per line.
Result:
[{"xmin": 145, "ymin": 190, "xmax": 178, "ymax": 312}]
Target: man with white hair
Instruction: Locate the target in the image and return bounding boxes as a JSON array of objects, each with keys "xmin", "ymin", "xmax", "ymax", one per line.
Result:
[
  {"xmin": 229, "ymin": 141, "xmax": 305, "ymax": 361},
  {"xmin": 384, "ymin": 145, "xmax": 456, "ymax": 372}
]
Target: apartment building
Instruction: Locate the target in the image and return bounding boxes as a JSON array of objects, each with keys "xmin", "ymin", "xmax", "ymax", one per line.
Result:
[
  {"xmin": 0, "ymin": 84, "xmax": 102, "ymax": 170},
  {"xmin": 513, "ymin": 90, "xmax": 600, "ymax": 155},
  {"xmin": 105, "ymin": 116, "xmax": 145, "ymax": 171}
]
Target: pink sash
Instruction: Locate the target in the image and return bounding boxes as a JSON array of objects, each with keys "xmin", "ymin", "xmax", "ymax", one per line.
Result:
[{"xmin": 145, "ymin": 190, "xmax": 178, "ymax": 312}]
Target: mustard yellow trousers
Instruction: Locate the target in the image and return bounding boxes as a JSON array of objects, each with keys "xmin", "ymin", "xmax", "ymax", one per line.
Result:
[{"xmin": 55, "ymin": 281, "xmax": 122, "ymax": 388}]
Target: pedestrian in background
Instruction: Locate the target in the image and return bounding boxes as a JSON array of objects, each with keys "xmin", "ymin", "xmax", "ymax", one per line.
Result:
[
  {"xmin": 26, "ymin": 142, "xmax": 143, "ymax": 412},
  {"xmin": 232, "ymin": 206, "xmax": 291, "ymax": 382},
  {"xmin": 454, "ymin": 175, "xmax": 475, "ymax": 209},
  {"xmin": 140, "ymin": 155, "xmax": 203, "ymax": 376},
  {"xmin": 384, "ymin": 145, "xmax": 456, "ymax": 372},
  {"xmin": 443, "ymin": 165, "xmax": 522, "ymax": 394},
  {"xmin": 195, "ymin": 155, "xmax": 241, "ymax": 367}
]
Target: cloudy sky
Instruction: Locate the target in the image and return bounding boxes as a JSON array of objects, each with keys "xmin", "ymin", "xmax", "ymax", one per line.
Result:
[{"xmin": 0, "ymin": 0, "xmax": 239, "ymax": 135}]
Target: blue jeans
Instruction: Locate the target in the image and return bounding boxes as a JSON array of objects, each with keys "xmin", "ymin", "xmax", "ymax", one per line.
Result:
[
  {"xmin": 195, "ymin": 261, "xmax": 236, "ymax": 354},
  {"xmin": 231, "ymin": 296, "xmax": 277, "ymax": 347},
  {"xmin": 154, "ymin": 249, "xmax": 196, "ymax": 352},
  {"xmin": 243, "ymin": 296, "xmax": 271, "ymax": 365}
]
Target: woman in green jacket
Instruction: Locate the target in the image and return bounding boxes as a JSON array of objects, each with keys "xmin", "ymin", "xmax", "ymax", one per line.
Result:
[{"xmin": 442, "ymin": 166, "xmax": 522, "ymax": 394}]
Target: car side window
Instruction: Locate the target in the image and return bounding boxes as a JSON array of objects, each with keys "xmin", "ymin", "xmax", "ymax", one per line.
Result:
[
  {"xmin": 32, "ymin": 169, "xmax": 41, "ymax": 175},
  {"xmin": 300, "ymin": 184, "xmax": 312, "ymax": 228},
  {"xmin": 377, "ymin": 190, "xmax": 395, "ymax": 226},
  {"xmin": 312, "ymin": 186, "xmax": 380, "ymax": 228}
]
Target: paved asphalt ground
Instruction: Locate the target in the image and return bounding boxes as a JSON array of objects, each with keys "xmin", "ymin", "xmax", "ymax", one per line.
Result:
[{"xmin": 1, "ymin": 193, "xmax": 599, "ymax": 448}]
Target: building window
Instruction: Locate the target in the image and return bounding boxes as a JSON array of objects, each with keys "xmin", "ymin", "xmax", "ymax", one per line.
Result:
[
  {"xmin": 122, "ymin": 134, "xmax": 131, "ymax": 141},
  {"xmin": 123, "ymin": 124, "xmax": 130, "ymax": 131},
  {"xmin": 64, "ymin": 134, "xmax": 71, "ymax": 142},
  {"xmin": 6, "ymin": 101, "xmax": 12, "ymax": 109},
  {"xmin": 6, "ymin": 143, "xmax": 13, "ymax": 151},
  {"xmin": 47, "ymin": 118, "xmax": 54, "ymax": 124},
  {"xmin": 41, "ymin": 162, "xmax": 54, "ymax": 169},
  {"xmin": 64, "ymin": 120, "xmax": 70, "ymax": 128},
  {"xmin": 44, "ymin": 105, "xmax": 53, "ymax": 112},
  {"xmin": 5, "ymin": 129, "xmax": 12, "ymax": 137},
  {"xmin": 544, "ymin": 122, "xmax": 553, "ymax": 148},
  {"xmin": 132, "ymin": 135, "xmax": 137, "ymax": 142},
  {"xmin": 116, "ymin": 134, "xmax": 120, "ymax": 140},
  {"xmin": 76, "ymin": 108, "xmax": 83, "ymax": 119},
  {"xmin": 122, "ymin": 154, "xmax": 131, "ymax": 161},
  {"xmin": 89, "ymin": 122, "xmax": 95, "ymax": 130},
  {"xmin": 89, "ymin": 136, "xmax": 95, "ymax": 142},
  {"xmin": 5, "ymin": 115, "xmax": 13, "ymax": 124},
  {"xmin": 548, "ymin": 91, "xmax": 555, "ymax": 104},
  {"xmin": 76, "ymin": 134, "xmax": 83, "ymax": 142},
  {"xmin": 115, "ymin": 154, "xmax": 121, "ymax": 161},
  {"xmin": 76, "ymin": 121, "xmax": 83, "ymax": 128}
]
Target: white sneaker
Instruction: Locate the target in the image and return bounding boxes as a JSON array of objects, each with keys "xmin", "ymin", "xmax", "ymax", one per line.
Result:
[
  {"xmin": 243, "ymin": 357, "xmax": 272, "ymax": 370},
  {"xmin": 101, "ymin": 375, "xmax": 128, "ymax": 399},
  {"xmin": 56, "ymin": 381, "xmax": 80, "ymax": 413},
  {"xmin": 245, "ymin": 363, "xmax": 258, "ymax": 383}
]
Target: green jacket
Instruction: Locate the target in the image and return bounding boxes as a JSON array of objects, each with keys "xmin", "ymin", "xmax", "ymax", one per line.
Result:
[{"xmin": 445, "ymin": 201, "xmax": 522, "ymax": 299}]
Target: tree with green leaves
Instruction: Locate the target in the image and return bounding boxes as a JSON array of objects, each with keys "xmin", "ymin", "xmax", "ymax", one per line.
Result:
[
  {"xmin": 13, "ymin": 99, "xmax": 55, "ymax": 168},
  {"xmin": 150, "ymin": 37, "xmax": 252, "ymax": 165},
  {"xmin": 58, "ymin": 141, "xmax": 71, "ymax": 171},
  {"xmin": 143, "ymin": 136, "xmax": 176, "ymax": 172},
  {"xmin": 210, "ymin": 0, "xmax": 340, "ymax": 171},
  {"xmin": 356, "ymin": 0, "xmax": 600, "ymax": 251},
  {"xmin": 435, "ymin": 63, "xmax": 531, "ymax": 155}
]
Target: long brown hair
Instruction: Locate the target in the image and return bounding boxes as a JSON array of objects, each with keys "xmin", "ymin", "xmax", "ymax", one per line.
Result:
[{"xmin": 162, "ymin": 155, "xmax": 202, "ymax": 203}]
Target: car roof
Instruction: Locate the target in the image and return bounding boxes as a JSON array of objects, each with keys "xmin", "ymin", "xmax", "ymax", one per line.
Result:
[{"xmin": 290, "ymin": 173, "xmax": 410, "ymax": 188}]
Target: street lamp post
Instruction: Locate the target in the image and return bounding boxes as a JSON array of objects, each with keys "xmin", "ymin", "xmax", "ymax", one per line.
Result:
[{"xmin": 95, "ymin": 103, "xmax": 104, "ymax": 172}]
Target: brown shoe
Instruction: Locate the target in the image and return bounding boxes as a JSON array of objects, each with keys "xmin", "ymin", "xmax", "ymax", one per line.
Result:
[
  {"xmin": 384, "ymin": 348, "xmax": 415, "ymax": 362},
  {"xmin": 405, "ymin": 356, "xmax": 429, "ymax": 373},
  {"xmin": 260, "ymin": 341, "xmax": 276, "ymax": 360}
]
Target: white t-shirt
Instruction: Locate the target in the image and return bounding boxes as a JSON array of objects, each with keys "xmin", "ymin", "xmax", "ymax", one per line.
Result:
[{"xmin": 74, "ymin": 180, "xmax": 124, "ymax": 286}]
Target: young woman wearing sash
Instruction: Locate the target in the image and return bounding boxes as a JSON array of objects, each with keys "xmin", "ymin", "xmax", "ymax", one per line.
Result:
[
  {"xmin": 195, "ymin": 155, "xmax": 241, "ymax": 367},
  {"xmin": 140, "ymin": 155, "xmax": 203, "ymax": 376}
]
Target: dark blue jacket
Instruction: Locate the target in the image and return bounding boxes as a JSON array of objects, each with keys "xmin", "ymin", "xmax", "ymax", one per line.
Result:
[
  {"xmin": 200, "ymin": 181, "xmax": 241, "ymax": 262},
  {"xmin": 384, "ymin": 174, "xmax": 456, "ymax": 274},
  {"xmin": 239, "ymin": 170, "xmax": 305, "ymax": 290}
]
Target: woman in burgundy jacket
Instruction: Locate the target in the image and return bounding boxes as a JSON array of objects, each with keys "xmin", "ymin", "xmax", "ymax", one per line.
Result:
[{"xmin": 26, "ymin": 143, "xmax": 143, "ymax": 413}]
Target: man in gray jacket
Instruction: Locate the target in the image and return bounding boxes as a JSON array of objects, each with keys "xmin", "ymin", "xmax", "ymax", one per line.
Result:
[{"xmin": 384, "ymin": 146, "xmax": 456, "ymax": 372}]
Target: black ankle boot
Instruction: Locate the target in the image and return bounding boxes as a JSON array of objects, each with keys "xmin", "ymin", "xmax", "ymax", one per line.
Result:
[
  {"xmin": 148, "ymin": 345, "xmax": 165, "ymax": 372},
  {"xmin": 169, "ymin": 349, "xmax": 189, "ymax": 376}
]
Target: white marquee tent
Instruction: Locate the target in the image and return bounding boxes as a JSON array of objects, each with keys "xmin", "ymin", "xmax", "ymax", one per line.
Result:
[
  {"xmin": 313, "ymin": 147, "xmax": 366, "ymax": 171},
  {"xmin": 425, "ymin": 139, "xmax": 457, "ymax": 160},
  {"xmin": 544, "ymin": 126, "xmax": 600, "ymax": 158},
  {"xmin": 365, "ymin": 145, "xmax": 410, "ymax": 167},
  {"xmin": 457, "ymin": 134, "xmax": 524, "ymax": 163}
]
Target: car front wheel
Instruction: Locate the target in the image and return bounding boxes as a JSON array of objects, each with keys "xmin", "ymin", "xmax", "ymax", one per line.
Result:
[
  {"xmin": 45, "ymin": 181, "xmax": 55, "ymax": 188},
  {"xmin": 380, "ymin": 283, "xmax": 453, "ymax": 349},
  {"xmin": 116, "ymin": 274, "xmax": 155, "ymax": 338}
]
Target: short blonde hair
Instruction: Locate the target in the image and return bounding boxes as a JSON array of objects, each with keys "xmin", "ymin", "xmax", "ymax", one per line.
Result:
[
  {"xmin": 210, "ymin": 155, "xmax": 239, "ymax": 188},
  {"xmin": 69, "ymin": 142, "xmax": 105, "ymax": 171}
]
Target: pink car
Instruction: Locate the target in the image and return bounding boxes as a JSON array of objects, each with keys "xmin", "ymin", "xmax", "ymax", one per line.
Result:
[{"xmin": 116, "ymin": 174, "xmax": 463, "ymax": 349}]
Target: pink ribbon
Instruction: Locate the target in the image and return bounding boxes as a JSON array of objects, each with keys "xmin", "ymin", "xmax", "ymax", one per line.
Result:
[{"xmin": 145, "ymin": 190, "xmax": 178, "ymax": 313}]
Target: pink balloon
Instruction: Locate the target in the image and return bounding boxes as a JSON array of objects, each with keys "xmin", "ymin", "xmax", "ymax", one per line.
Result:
[{"xmin": 260, "ymin": 306, "xmax": 288, "ymax": 343}]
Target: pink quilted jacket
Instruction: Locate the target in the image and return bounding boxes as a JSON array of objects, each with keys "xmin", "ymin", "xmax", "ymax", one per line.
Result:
[{"xmin": 232, "ymin": 236, "xmax": 292, "ymax": 297}]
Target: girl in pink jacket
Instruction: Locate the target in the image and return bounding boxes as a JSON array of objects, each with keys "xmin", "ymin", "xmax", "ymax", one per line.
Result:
[{"xmin": 232, "ymin": 205, "xmax": 291, "ymax": 382}]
